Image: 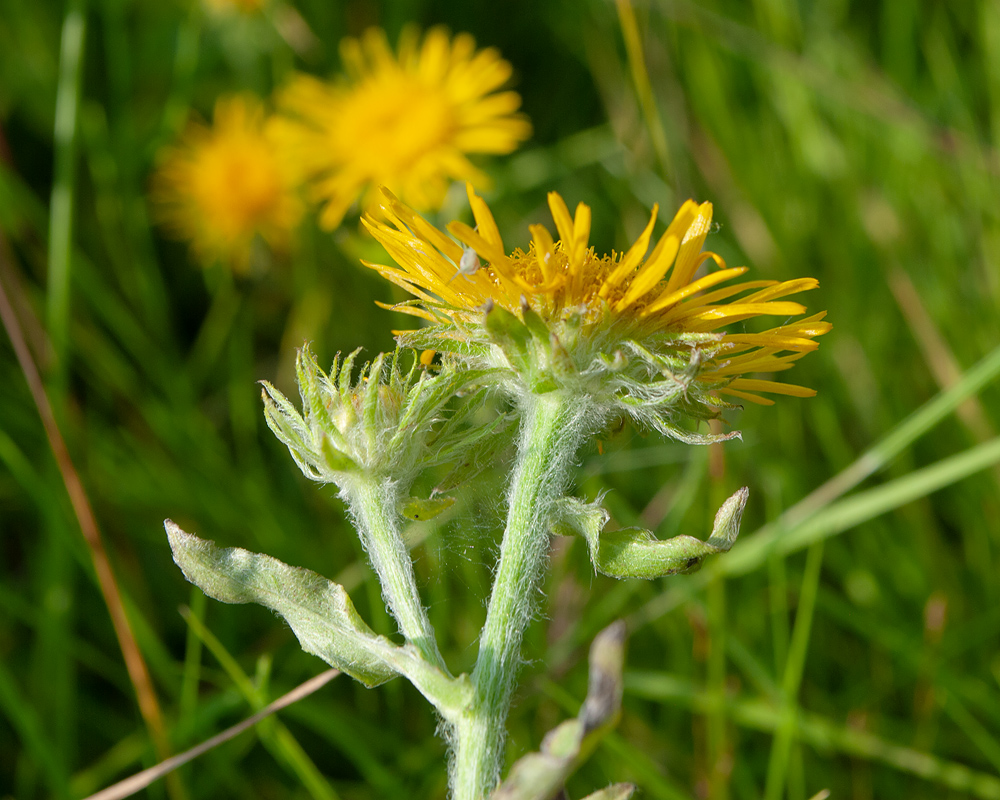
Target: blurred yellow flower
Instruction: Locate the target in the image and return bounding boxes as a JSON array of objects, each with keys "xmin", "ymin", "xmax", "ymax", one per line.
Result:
[
  {"xmin": 151, "ymin": 95, "xmax": 302, "ymax": 270},
  {"xmin": 273, "ymin": 27, "xmax": 532, "ymax": 230},
  {"xmin": 364, "ymin": 184, "xmax": 830, "ymax": 406}
]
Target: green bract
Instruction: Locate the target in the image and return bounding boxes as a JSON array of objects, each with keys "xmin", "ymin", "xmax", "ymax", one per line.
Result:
[
  {"xmin": 262, "ymin": 344, "xmax": 501, "ymax": 487},
  {"xmin": 400, "ymin": 298, "xmax": 742, "ymax": 446}
]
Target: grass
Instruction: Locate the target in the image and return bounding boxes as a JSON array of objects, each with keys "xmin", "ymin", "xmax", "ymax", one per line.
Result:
[{"xmin": 2, "ymin": 0, "xmax": 1000, "ymax": 798}]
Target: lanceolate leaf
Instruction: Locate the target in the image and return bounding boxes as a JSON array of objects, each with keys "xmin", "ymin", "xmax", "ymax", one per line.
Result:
[
  {"xmin": 165, "ymin": 521, "xmax": 397, "ymax": 687},
  {"xmin": 165, "ymin": 522, "xmax": 474, "ymax": 715},
  {"xmin": 491, "ymin": 622, "xmax": 628, "ymax": 800},
  {"xmin": 554, "ymin": 488, "xmax": 748, "ymax": 578}
]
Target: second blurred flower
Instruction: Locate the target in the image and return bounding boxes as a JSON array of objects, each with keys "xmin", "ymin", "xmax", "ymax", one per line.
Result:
[{"xmin": 273, "ymin": 26, "xmax": 532, "ymax": 230}]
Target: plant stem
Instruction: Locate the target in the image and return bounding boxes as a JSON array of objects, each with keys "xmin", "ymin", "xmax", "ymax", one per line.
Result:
[
  {"xmin": 343, "ymin": 475, "xmax": 447, "ymax": 673},
  {"xmin": 452, "ymin": 391, "xmax": 591, "ymax": 800}
]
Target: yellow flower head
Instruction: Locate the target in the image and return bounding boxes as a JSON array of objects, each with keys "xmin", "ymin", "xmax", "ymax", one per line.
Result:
[
  {"xmin": 151, "ymin": 95, "xmax": 303, "ymax": 270},
  {"xmin": 364, "ymin": 185, "xmax": 830, "ymax": 438},
  {"xmin": 272, "ymin": 27, "xmax": 532, "ymax": 230}
]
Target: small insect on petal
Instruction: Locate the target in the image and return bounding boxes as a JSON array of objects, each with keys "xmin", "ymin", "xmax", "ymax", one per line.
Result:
[{"xmin": 447, "ymin": 244, "xmax": 483, "ymax": 284}]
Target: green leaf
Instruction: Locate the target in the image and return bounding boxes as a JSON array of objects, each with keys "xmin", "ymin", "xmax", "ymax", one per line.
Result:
[
  {"xmin": 555, "ymin": 488, "xmax": 748, "ymax": 578},
  {"xmin": 165, "ymin": 522, "xmax": 474, "ymax": 716},
  {"xmin": 579, "ymin": 786, "xmax": 635, "ymax": 800},
  {"xmin": 320, "ymin": 434, "xmax": 358, "ymax": 475},
  {"xmin": 485, "ymin": 302, "xmax": 533, "ymax": 375},
  {"xmin": 395, "ymin": 325, "xmax": 492, "ymax": 359},
  {"xmin": 295, "ymin": 344, "xmax": 334, "ymax": 433},
  {"xmin": 519, "ymin": 300, "xmax": 551, "ymax": 344},
  {"xmin": 648, "ymin": 418, "xmax": 740, "ymax": 446},
  {"xmin": 491, "ymin": 622, "xmax": 628, "ymax": 800},
  {"xmin": 401, "ymin": 495, "xmax": 455, "ymax": 521},
  {"xmin": 390, "ymin": 366, "xmax": 499, "ymax": 457},
  {"xmin": 165, "ymin": 521, "xmax": 397, "ymax": 687}
]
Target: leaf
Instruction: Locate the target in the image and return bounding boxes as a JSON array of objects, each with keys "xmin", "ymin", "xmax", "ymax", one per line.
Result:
[
  {"xmin": 578, "ymin": 786, "xmax": 635, "ymax": 800},
  {"xmin": 390, "ymin": 366, "xmax": 499, "ymax": 457},
  {"xmin": 165, "ymin": 521, "xmax": 396, "ymax": 687},
  {"xmin": 491, "ymin": 622, "xmax": 628, "ymax": 800},
  {"xmin": 165, "ymin": 522, "xmax": 474, "ymax": 716},
  {"xmin": 554, "ymin": 488, "xmax": 748, "ymax": 578},
  {"xmin": 519, "ymin": 300, "xmax": 551, "ymax": 344},
  {"xmin": 395, "ymin": 325, "xmax": 491, "ymax": 359},
  {"xmin": 261, "ymin": 384, "xmax": 324, "ymax": 482},
  {"xmin": 649, "ymin": 418, "xmax": 741, "ymax": 446},
  {"xmin": 401, "ymin": 495, "xmax": 455, "ymax": 521},
  {"xmin": 485, "ymin": 302, "xmax": 533, "ymax": 375}
]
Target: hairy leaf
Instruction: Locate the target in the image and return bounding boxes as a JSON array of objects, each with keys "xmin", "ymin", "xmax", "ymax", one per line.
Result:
[
  {"xmin": 491, "ymin": 622, "xmax": 628, "ymax": 800},
  {"xmin": 554, "ymin": 488, "xmax": 748, "ymax": 578},
  {"xmin": 166, "ymin": 521, "xmax": 397, "ymax": 687}
]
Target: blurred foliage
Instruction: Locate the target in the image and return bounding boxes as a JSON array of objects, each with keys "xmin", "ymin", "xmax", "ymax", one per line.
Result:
[{"xmin": 2, "ymin": 0, "xmax": 1000, "ymax": 799}]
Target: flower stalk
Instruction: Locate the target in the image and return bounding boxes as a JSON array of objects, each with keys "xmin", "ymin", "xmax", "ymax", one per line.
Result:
[
  {"xmin": 340, "ymin": 474, "xmax": 447, "ymax": 671},
  {"xmin": 452, "ymin": 391, "xmax": 594, "ymax": 799}
]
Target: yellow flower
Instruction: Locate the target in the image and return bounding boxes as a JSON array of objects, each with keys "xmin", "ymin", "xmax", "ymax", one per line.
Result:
[
  {"xmin": 272, "ymin": 27, "xmax": 532, "ymax": 230},
  {"xmin": 364, "ymin": 184, "xmax": 830, "ymax": 408},
  {"xmin": 151, "ymin": 95, "xmax": 303, "ymax": 270}
]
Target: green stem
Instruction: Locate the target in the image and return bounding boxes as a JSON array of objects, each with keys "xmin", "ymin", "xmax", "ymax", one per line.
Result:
[
  {"xmin": 342, "ymin": 475, "xmax": 447, "ymax": 673},
  {"xmin": 452, "ymin": 391, "xmax": 591, "ymax": 800}
]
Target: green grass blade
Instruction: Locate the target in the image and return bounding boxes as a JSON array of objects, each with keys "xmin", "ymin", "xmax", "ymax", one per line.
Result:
[
  {"xmin": 626, "ymin": 673, "xmax": 1000, "ymax": 799},
  {"xmin": 725, "ymin": 436, "xmax": 1000, "ymax": 574},
  {"xmin": 180, "ymin": 606, "xmax": 341, "ymax": 800},
  {"xmin": 46, "ymin": 0, "xmax": 87, "ymax": 387},
  {"xmin": 0, "ymin": 655, "xmax": 72, "ymax": 798},
  {"xmin": 763, "ymin": 541, "xmax": 824, "ymax": 800}
]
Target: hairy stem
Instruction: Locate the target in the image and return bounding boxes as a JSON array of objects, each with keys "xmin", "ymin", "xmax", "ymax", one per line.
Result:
[
  {"xmin": 342, "ymin": 476, "xmax": 447, "ymax": 673},
  {"xmin": 451, "ymin": 391, "xmax": 593, "ymax": 799}
]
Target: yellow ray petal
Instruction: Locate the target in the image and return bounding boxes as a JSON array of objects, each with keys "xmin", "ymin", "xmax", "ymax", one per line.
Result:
[
  {"xmin": 446, "ymin": 221, "xmax": 508, "ymax": 270},
  {"xmin": 598, "ymin": 204, "xmax": 659, "ymax": 298},
  {"xmin": 374, "ymin": 300, "xmax": 441, "ymax": 322},
  {"xmin": 721, "ymin": 334, "xmax": 820, "ymax": 353},
  {"xmin": 687, "ymin": 301, "xmax": 807, "ymax": 328},
  {"xmin": 717, "ymin": 388, "xmax": 776, "ymax": 406},
  {"xmin": 614, "ymin": 233, "xmax": 681, "ymax": 310},
  {"xmin": 740, "ymin": 277, "xmax": 820, "ymax": 304},
  {"xmin": 465, "ymin": 183, "xmax": 505, "ymax": 253},
  {"xmin": 641, "ymin": 266, "xmax": 748, "ymax": 317},
  {"xmin": 569, "ymin": 201, "xmax": 592, "ymax": 271},
  {"xmin": 547, "ymin": 191, "xmax": 575, "ymax": 246},
  {"xmin": 379, "ymin": 187, "xmax": 464, "ymax": 264},
  {"xmin": 726, "ymin": 378, "xmax": 817, "ymax": 398},
  {"xmin": 663, "ymin": 202, "xmax": 714, "ymax": 294},
  {"xmin": 530, "ymin": 223, "xmax": 558, "ymax": 284}
]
